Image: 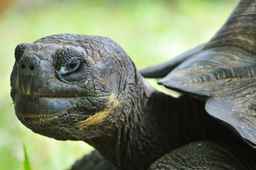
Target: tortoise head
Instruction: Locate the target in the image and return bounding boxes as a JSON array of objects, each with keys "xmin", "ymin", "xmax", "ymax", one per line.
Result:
[{"xmin": 11, "ymin": 34, "xmax": 138, "ymax": 140}]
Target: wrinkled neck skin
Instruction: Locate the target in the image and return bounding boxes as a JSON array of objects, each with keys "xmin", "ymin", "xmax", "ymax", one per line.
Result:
[{"xmin": 83, "ymin": 74, "xmax": 205, "ymax": 170}]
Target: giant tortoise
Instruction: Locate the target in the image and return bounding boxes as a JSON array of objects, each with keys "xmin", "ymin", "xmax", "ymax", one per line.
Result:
[{"xmin": 10, "ymin": 0, "xmax": 256, "ymax": 169}]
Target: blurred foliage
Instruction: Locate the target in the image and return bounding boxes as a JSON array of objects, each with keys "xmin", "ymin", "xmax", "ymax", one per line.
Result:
[
  {"xmin": 23, "ymin": 145, "xmax": 32, "ymax": 170},
  {"xmin": 0, "ymin": 0, "xmax": 13, "ymax": 14},
  {"xmin": 0, "ymin": 0, "xmax": 236, "ymax": 169}
]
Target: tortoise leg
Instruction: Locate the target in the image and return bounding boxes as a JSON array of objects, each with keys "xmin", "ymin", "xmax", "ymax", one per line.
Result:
[
  {"xmin": 148, "ymin": 141, "xmax": 250, "ymax": 170},
  {"xmin": 70, "ymin": 150, "xmax": 117, "ymax": 170}
]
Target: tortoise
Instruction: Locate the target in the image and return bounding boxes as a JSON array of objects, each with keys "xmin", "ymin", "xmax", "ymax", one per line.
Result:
[{"xmin": 10, "ymin": 0, "xmax": 256, "ymax": 169}]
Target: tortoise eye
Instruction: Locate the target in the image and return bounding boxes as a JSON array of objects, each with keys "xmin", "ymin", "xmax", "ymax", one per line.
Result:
[
  {"xmin": 54, "ymin": 47, "xmax": 84, "ymax": 73},
  {"xmin": 59, "ymin": 58, "xmax": 81, "ymax": 75},
  {"xmin": 54, "ymin": 47, "xmax": 86, "ymax": 82}
]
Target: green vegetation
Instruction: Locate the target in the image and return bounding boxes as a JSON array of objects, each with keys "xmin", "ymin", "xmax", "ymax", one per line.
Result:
[
  {"xmin": 23, "ymin": 145, "xmax": 32, "ymax": 170},
  {"xmin": 0, "ymin": 1, "xmax": 235, "ymax": 169}
]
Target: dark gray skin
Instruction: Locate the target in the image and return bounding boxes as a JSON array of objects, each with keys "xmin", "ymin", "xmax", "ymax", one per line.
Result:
[
  {"xmin": 10, "ymin": 34, "xmax": 256, "ymax": 170},
  {"xmin": 10, "ymin": 0, "xmax": 256, "ymax": 169},
  {"xmin": 71, "ymin": 150, "xmax": 116, "ymax": 170},
  {"xmin": 10, "ymin": 34, "xmax": 211, "ymax": 170},
  {"xmin": 150, "ymin": 141, "xmax": 256, "ymax": 170},
  {"xmin": 11, "ymin": 34, "xmax": 202, "ymax": 170}
]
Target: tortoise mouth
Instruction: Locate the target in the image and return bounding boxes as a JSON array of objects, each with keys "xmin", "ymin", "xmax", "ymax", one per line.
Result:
[
  {"xmin": 14, "ymin": 95, "xmax": 96, "ymax": 140},
  {"xmin": 12, "ymin": 86, "xmax": 112, "ymax": 140},
  {"xmin": 14, "ymin": 95, "xmax": 75, "ymax": 115},
  {"xmin": 13, "ymin": 91, "xmax": 110, "ymax": 126},
  {"xmin": 13, "ymin": 92, "xmax": 97, "ymax": 126}
]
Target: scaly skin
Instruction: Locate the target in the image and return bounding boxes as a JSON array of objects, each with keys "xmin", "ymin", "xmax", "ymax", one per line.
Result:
[
  {"xmin": 10, "ymin": 35, "xmax": 256, "ymax": 170},
  {"xmin": 70, "ymin": 151, "xmax": 116, "ymax": 170},
  {"xmin": 149, "ymin": 142, "xmax": 251, "ymax": 170}
]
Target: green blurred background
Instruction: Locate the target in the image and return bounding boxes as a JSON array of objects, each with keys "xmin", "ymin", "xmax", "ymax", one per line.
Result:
[{"xmin": 0, "ymin": 0, "xmax": 236, "ymax": 169}]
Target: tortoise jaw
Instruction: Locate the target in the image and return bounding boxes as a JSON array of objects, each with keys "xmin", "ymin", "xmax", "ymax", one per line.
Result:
[
  {"xmin": 13, "ymin": 91, "xmax": 113, "ymax": 139},
  {"xmin": 14, "ymin": 93, "xmax": 87, "ymax": 123},
  {"xmin": 16, "ymin": 112, "xmax": 60, "ymax": 128},
  {"xmin": 14, "ymin": 96, "xmax": 94, "ymax": 140},
  {"xmin": 16, "ymin": 111, "xmax": 85, "ymax": 140}
]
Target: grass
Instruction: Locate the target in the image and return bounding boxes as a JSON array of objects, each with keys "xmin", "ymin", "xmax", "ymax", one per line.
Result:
[
  {"xmin": 0, "ymin": 1, "xmax": 236, "ymax": 169},
  {"xmin": 23, "ymin": 145, "xmax": 32, "ymax": 170}
]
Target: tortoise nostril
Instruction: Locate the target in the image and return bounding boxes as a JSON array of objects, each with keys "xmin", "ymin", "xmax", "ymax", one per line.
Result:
[
  {"xmin": 19, "ymin": 56, "xmax": 40, "ymax": 75},
  {"xmin": 29, "ymin": 65, "xmax": 34, "ymax": 71}
]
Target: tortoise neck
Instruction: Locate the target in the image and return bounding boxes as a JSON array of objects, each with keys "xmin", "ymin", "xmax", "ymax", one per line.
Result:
[{"xmin": 88, "ymin": 78, "xmax": 206, "ymax": 170}]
